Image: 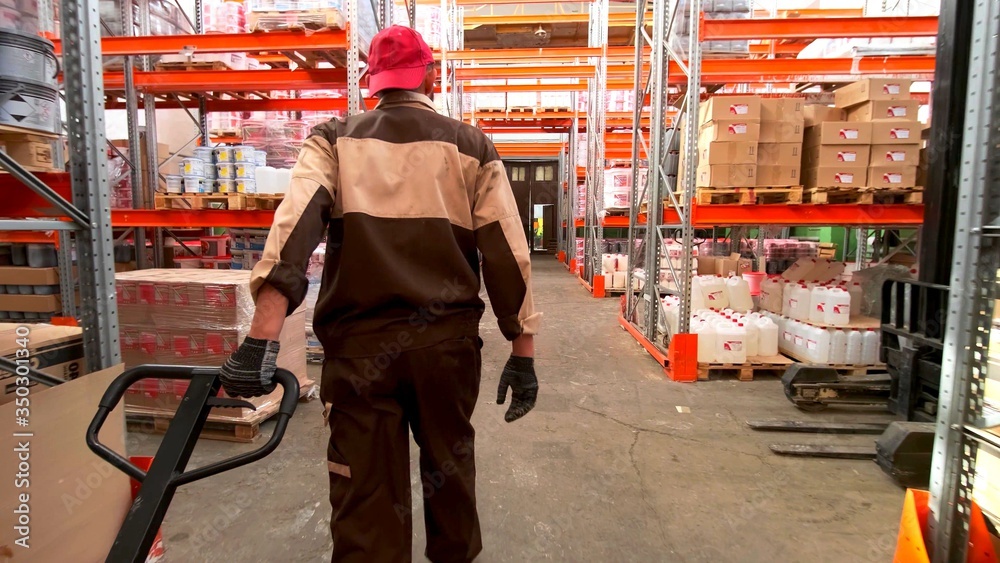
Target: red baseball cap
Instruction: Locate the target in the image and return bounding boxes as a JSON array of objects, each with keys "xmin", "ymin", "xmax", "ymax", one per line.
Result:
[{"xmin": 367, "ymin": 25, "xmax": 435, "ymax": 96}]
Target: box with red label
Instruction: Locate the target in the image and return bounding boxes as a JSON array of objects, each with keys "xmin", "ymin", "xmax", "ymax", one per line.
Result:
[
  {"xmin": 870, "ymin": 121, "xmax": 923, "ymax": 145},
  {"xmin": 115, "ymin": 269, "xmax": 255, "ymax": 329},
  {"xmin": 868, "ymin": 165, "xmax": 918, "ymax": 188},
  {"xmin": 803, "ymin": 145, "xmax": 873, "ymax": 167},
  {"xmin": 698, "ymin": 95, "xmax": 762, "ymax": 124},
  {"xmin": 869, "ymin": 145, "xmax": 921, "ymax": 166},
  {"xmin": 699, "ymin": 120, "xmax": 761, "ymax": 143},
  {"xmin": 804, "ymin": 122, "xmax": 873, "ymax": 146},
  {"xmin": 802, "ymin": 166, "xmax": 868, "ymax": 188},
  {"xmin": 845, "ymin": 100, "xmax": 920, "ymax": 122},
  {"xmin": 834, "ymin": 78, "xmax": 912, "ymax": 108}
]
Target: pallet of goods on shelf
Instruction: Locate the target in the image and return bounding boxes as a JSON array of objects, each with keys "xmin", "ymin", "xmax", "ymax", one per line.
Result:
[
  {"xmin": 158, "ymin": 144, "xmax": 292, "ymax": 208},
  {"xmin": 0, "ymin": 127, "xmax": 63, "ymax": 174},
  {"xmin": 98, "ymin": 0, "xmax": 196, "ymax": 69},
  {"xmin": 116, "ymin": 269, "xmax": 314, "ymax": 442},
  {"xmin": 0, "ymin": 243, "xmax": 63, "ymax": 322}
]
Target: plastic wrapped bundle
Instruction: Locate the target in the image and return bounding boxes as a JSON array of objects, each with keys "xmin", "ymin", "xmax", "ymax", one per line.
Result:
[{"xmin": 115, "ymin": 269, "xmax": 313, "ymax": 422}]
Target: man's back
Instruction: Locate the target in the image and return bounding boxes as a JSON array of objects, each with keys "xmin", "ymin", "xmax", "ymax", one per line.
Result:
[{"xmin": 253, "ymin": 90, "xmax": 537, "ymax": 357}]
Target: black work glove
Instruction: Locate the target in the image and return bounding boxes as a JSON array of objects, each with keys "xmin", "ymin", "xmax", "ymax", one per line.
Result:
[
  {"xmin": 496, "ymin": 355, "xmax": 538, "ymax": 423},
  {"xmin": 219, "ymin": 337, "xmax": 280, "ymax": 398}
]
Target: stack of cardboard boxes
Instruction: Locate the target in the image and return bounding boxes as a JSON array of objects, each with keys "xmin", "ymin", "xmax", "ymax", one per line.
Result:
[
  {"xmin": 802, "ymin": 78, "xmax": 922, "ymax": 190},
  {"xmin": 114, "ymin": 269, "xmax": 312, "ymax": 422},
  {"xmin": 757, "ymin": 97, "xmax": 805, "ymax": 187},
  {"xmin": 838, "ymin": 78, "xmax": 922, "ymax": 189},
  {"xmin": 695, "ymin": 95, "xmax": 761, "ymax": 188}
]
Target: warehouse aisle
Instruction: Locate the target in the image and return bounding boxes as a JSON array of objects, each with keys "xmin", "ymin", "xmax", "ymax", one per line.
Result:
[{"xmin": 134, "ymin": 257, "xmax": 904, "ymax": 562}]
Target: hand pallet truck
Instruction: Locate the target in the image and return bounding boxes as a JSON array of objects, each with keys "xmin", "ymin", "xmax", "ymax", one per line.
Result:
[
  {"xmin": 752, "ymin": 279, "xmax": 947, "ymax": 488},
  {"xmin": 86, "ymin": 365, "xmax": 299, "ymax": 563}
]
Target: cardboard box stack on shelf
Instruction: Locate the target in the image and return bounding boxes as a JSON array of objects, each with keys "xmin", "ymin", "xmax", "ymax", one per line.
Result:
[
  {"xmin": 835, "ymin": 78, "xmax": 922, "ymax": 189},
  {"xmin": 695, "ymin": 95, "xmax": 761, "ymax": 188},
  {"xmin": 0, "ymin": 243, "xmax": 64, "ymax": 322},
  {"xmin": 801, "ymin": 108, "xmax": 872, "ymax": 189},
  {"xmin": 757, "ymin": 98, "xmax": 804, "ymax": 187},
  {"xmin": 114, "ymin": 270, "xmax": 313, "ymax": 434}
]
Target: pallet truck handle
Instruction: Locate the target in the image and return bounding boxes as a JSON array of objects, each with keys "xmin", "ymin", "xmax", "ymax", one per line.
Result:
[
  {"xmin": 86, "ymin": 365, "xmax": 300, "ymax": 485},
  {"xmin": 174, "ymin": 368, "xmax": 298, "ymax": 486}
]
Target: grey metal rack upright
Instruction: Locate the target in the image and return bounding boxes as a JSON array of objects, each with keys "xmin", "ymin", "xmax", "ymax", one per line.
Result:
[
  {"xmin": 624, "ymin": 0, "xmax": 700, "ymax": 352},
  {"xmin": 928, "ymin": 0, "xmax": 1000, "ymax": 559},
  {"xmin": 581, "ymin": 0, "xmax": 608, "ymax": 284},
  {"xmin": 0, "ymin": 0, "xmax": 121, "ymax": 372}
]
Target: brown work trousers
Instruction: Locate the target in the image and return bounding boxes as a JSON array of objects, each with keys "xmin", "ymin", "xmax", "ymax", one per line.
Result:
[{"xmin": 320, "ymin": 335, "xmax": 483, "ymax": 563}]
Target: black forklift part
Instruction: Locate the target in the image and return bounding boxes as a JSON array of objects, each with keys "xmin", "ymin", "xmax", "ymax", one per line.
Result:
[
  {"xmin": 768, "ymin": 444, "xmax": 876, "ymax": 460},
  {"xmin": 87, "ymin": 365, "xmax": 300, "ymax": 563},
  {"xmin": 747, "ymin": 420, "xmax": 888, "ymax": 434},
  {"xmin": 781, "ymin": 364, "xmax": 891, "ymax": 411},
  {"xmin": 880, "ymin": 279, "xmax": 948, "ymax": 422},
  {"xmin": 875, "ymin": 421, "xmax": 935, "ymax": 489}
]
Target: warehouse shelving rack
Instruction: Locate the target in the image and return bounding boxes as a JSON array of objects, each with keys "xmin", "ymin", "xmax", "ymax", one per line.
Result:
[
  {"xmin": 927, "ymin": 0, "xmax": 1000, "ymax": 558},
  {"xmin": 615, "ymin": 5, "xmax": 938, "ymax": 380},
  {"xmin": 580, "ymin": 0, "xmax": 608, "ymax": 291}
]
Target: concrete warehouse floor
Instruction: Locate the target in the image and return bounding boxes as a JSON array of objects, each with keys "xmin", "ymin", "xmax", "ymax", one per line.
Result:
[{"xmin": 132, "ymin": 257, "xmax": 905, "ymax": 562}]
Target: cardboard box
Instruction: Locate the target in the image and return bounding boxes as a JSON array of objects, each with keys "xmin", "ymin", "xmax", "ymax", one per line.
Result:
[
  {"xmin": 869, "ymin": 144, "xmax": 921, "ymax": 166},
  {"xmin": 868, "ymin": 165, "xmax": 918, "ymax": 188},
  {"xmin": 804, "ymin": 144, "xmax": 872, "ymax": 167},
  {"xmin": 699, "ymin": 95, "xmax": 761, "ymax": 124},
  {"xmin": 696, "ymin": 256, "xmax": 717, "ymax": 275},
  {"xmin": 835, "ymin": 78, "xmax": 913, "ymax": 108},
  {"xmin": 699, "ymin": 120, "xmax": 761, "ymax": 143},
  {"xmin": 0, "ymin": 294, "xmax": 61, "ymax": 313},
  {"xmin": 698, "ymin": 141, "xmax": 757, "ymax": 165},
  {"xmin": 696, "ymin": 164, "xmax": 757, "ymax": 188},
  {"xmin": 804, "ymin": 122, "xmax": 873, "ymax": 146},
  {"xmin": 1, "ymin": 364, "xmax": 131, "ymax": 562},
  {"xmin": 0, "ymin": 266, "xmax": 60, "ymax": 285},
  {"xmin": 756, "ymin": 165, "xmax": 801, "ymax": 187},
  {"xmin": 870, "ymin": 120, "xmax": 923, "ymax": 145},
  {"xmin": 761, "ymin": 98, "xmax": 806, "ymax": 123},
  {"xmin": 0, "ymin": 133, "xmax": 59, "ymax": 170},
  {"xmin": 845, "ymin": 100, "xmax": 920, "ymax": 122},
  {"xmin": 804, "ymin": 105, "xmax": 846, "ymax": 127},
  {"xmin": 0, "ymin": 323, "xmax": 87, "ymax": 404},
  {"xmin": 757, "ymin": 143, "xmax": 801, "ymax": 166},
  {"xmin": 759, "ymin": 120, "xmax": 804, "ymax": 143},
  {"xmin": 802, "ymin": 165, "xmax": 869, "ymax": 188}
]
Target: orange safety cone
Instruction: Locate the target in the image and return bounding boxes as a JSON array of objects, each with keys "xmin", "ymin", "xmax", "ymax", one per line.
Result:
[{"xmin": 893, "ymin": 489, "xmax": 998, "ymax": 563}]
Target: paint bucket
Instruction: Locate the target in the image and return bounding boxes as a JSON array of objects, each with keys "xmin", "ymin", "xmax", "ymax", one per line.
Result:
[{"xmin": 165, "ymin": 175, "xmax": 184, "ymax": 194}]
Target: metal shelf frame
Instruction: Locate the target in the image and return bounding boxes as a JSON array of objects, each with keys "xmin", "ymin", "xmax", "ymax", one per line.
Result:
[
  {"xmin": 581, "ymin": 0, "xmax": 608, "ymax": 284},
  {"xmin": 928, "ymin": 0, "xmax": 1000, "ymax": 559}
]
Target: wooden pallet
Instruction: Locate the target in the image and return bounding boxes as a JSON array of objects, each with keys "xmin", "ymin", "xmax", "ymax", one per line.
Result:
[
  {"xmin": 248, "ymin": 8, "xmax": 347, "ymax": 31},
  {"xmin": 153, "ymin": 60, "xmax": 231, "ymax": 72},
  {"xmin": 246, "ymin": 194, "xmax": 284, "ymax": 210},
  {"xmin": 538, "ymin": 106, "xmax": 571, "ymax": 113},
  {"xmin": 686, "ymin": 186, "xmax": 803, "ymax": 206},
  {"xmin": 506, "ymin": 107, "xmax": 536, "ymax": 114},
  {"xmin": 208, "ymin": 128, "xmax": 241, "ymax": 138},
  {"xmin": 154, "ymin": 193, "xmax": 247, "ymax": 210},
  {"xmin": 802, "ymin": 187, "xmax": 873, "ymax": 205},
  {"xmin": 781, "ymin": 349, "xmax": 886, "ymax": 376},
  {"xmin": 698, "ymin": 354, "xmax": 795, "ymax": 381},
  {"xmin": 871, "ymin": 188, "xmax": 923, "ymax": 205},
  {"xmin": 126, "ymin": 400, "xmax": 278, "ymax": 443}
]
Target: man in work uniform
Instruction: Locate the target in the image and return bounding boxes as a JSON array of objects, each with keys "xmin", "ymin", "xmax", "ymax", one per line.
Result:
[{"xmin": 218, "ymin": 25, "xmax": 541, "ymax": 563}]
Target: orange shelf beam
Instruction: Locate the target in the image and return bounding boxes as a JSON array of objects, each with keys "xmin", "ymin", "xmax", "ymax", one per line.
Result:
[
  {"xmin": 111, "ymin": 209, "xmax": 276, "ymax": 228},
  {"xmin": 105, "ymin": 97, "xmax": 374, "ymax": 112},
  {"xmin": 448, "ymin": 46, "xmax": 638, "ymax": 62},
  {"xmin": 701, "ymin": 16, "xmax": 938, "ymax": 40},
  {"xmin": 575, "ymin": 203, "xmax": 925, "ymax": 227},
  {"xmin": 495, "ymin": 143, "xmax": 564, "ymax": 158},
  {"xmin": 52, "ymin": 29, "xmax": 347, "ymax": 57},
  {"xmin": 104, "ymin": 68, "xmax": 349, "ymax": 93}
]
